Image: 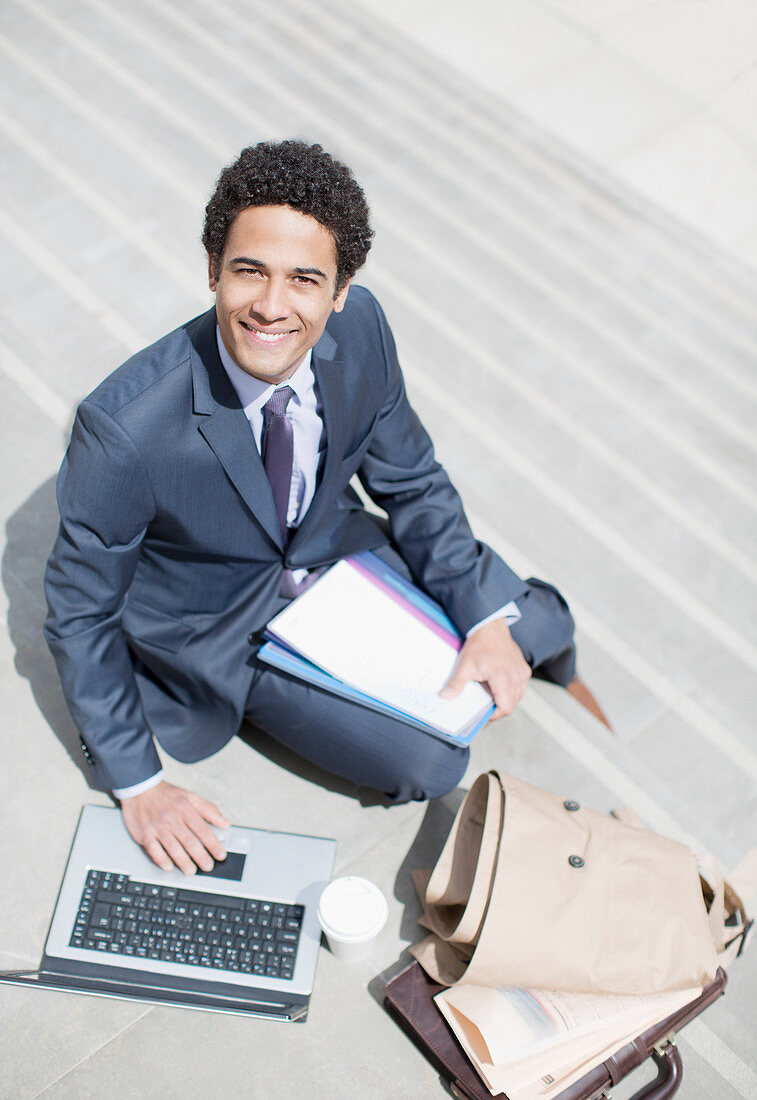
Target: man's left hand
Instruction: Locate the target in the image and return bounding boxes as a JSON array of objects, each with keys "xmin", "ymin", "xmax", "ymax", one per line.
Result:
[{"xmin": 439, "ymin": 618, "xmax": 531, "ymax": 719}]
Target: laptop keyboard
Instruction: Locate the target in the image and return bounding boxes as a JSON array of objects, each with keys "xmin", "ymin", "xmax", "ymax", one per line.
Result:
[{"xmin": 69, "ymin": 870, "xmax": 303, "ymax": 981}]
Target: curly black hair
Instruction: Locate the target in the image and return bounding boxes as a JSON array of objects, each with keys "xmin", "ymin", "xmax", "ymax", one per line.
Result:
[{"xmin": 202, "ymin": 140, "xmax": 373, "ymax": 293}]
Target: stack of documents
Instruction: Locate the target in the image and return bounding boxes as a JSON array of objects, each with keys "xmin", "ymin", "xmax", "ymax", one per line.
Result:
[
  {"xmin": 259, "ymin": 552, "xmax": 495, "ymax": 745},
  {"xmin": 434, "ymin": 981, "xmax": 700, "ymax": 1098}
]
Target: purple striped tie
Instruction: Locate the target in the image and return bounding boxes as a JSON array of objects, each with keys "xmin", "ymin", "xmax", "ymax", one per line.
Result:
[{"xmin": 261, "ymin": 385, "xmax": 294, "ymax": 540}]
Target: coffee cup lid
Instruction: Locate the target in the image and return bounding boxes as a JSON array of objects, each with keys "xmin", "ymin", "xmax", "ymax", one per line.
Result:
[{"xmin": 317, "ymin": 877, "xmax": 388, "ymax": 942}]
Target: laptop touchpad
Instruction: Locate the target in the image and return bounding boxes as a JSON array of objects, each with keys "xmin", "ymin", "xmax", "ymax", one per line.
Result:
[{"xmin": 196, "ymin": 851, "xmax": 246, "ymax": 881}]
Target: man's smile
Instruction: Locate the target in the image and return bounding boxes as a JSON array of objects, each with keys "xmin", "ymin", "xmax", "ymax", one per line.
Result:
[{"xmin": 239, "ymin": 321, "xmax": 298, "ymax": 345}]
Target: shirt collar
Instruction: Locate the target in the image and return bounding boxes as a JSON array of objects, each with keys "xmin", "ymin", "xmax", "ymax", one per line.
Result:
[{"xmin": 215, "ymin": 326, "xmax": 314, "ymax": 416}]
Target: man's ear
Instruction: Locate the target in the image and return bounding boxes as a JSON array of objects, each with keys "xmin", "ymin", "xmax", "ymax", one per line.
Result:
[
  {"xmin": 332, "ymin": 278, "xmax": 352, "ymax": 314},
  {"xmin": 208, "ymin": 254, "xmax": 218, "ymax": 292}
]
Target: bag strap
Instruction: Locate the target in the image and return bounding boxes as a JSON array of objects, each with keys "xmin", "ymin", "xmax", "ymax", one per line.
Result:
[
  {"xmin": 720, "ymin": 851, "xmax": 757, "ymax": 964},
  {"xmin": 697, "ymin": 850, "xmax": 756, "ymax": 966}
]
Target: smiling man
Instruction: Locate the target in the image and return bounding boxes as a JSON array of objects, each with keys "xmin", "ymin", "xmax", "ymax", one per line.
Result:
[
  {"xmin": 209, "ymin": 204, "xmax": 351, "ymax": 384},
  {"xmin": 45, "ymin": 141, "xmax": 604, "ymax": 874}
]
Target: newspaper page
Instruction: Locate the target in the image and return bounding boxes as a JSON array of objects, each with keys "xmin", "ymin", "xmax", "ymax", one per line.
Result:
[{"xmin": 435, "ymin": 982, "xmax": 698, "ymax": 1097}]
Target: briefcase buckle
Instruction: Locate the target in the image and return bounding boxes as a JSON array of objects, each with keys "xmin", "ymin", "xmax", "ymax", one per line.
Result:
[{"xmin": 653, "ymin": 1031, "xmax": 678, "ymax": 1057}]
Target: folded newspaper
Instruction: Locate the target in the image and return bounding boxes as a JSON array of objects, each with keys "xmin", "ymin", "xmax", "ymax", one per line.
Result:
[{"xmin": 433, "ymin": 981, "xmax": 700, "ymax": 1098}]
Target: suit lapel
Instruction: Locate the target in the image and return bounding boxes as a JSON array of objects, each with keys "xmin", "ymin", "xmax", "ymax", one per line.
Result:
[
  {"xmin": 189, "ymin": 310, "xmax": 282, "ymax": 549},
  {"xmin": 199, "ymin": 408, "xmax": 282, "ymax": 549}
]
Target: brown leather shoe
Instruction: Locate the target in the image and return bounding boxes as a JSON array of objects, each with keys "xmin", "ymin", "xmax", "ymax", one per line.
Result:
[{"xmin": 566, "ymin": 677, "xmax": 613, "ymax": 730}]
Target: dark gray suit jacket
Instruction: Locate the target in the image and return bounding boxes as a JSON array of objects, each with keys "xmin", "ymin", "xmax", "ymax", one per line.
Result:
[{"xmin": 44, "ymin": 287, "xmax": 527, "ymax": 790}]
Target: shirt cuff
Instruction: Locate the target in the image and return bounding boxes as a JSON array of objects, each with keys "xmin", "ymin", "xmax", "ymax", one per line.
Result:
[
  {"xmin": 467, "ymin": 601, "xmax": 522, "ymax": 636},
  {"xmin": 113, "ymin": 770, "xmax": 164, "ymax": 800}
]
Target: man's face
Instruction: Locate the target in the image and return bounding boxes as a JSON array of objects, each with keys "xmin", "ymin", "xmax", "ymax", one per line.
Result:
[{"xmin": 209, "ymin": 204, "xmax": 350, "ymax": 384}]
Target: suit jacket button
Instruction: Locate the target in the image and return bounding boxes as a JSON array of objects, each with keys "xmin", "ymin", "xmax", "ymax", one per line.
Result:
[{"xmin": 247, "ymin": 632, "xmax": 259, "ymax": 645}]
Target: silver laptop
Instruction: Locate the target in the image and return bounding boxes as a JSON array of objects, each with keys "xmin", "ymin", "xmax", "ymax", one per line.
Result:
[{"xmin": 1, "ymin": 805, "xmax": 336, "ymax": 1021}]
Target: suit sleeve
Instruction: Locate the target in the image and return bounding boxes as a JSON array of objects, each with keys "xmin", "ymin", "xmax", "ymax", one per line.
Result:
[
  {"xmin": 44, "ymin": 400, "xmax": 162, "ymax": 790},
  {"xmin": 357, "ymin": 296, "xmax": 528, "ymax": 634}
]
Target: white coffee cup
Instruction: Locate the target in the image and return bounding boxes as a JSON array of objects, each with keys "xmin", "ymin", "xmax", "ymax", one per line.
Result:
[{"xmin": 317, "ymin": 876, "xmax": 389, "ymax": 962}]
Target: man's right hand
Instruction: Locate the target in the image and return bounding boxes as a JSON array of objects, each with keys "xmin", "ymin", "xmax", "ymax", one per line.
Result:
[{"xmin": 120, "ymin": 780, "xmax": 231, "ymax": 874}]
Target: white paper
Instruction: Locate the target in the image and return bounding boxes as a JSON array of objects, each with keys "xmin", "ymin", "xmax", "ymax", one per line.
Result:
[{"xmin": 267, "ymin": 560, "xmax": 491, "ymax": 734}]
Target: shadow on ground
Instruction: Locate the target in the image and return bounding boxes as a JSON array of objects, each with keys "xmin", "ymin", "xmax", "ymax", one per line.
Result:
[
  {"xmin": 3, "ymin": 476, "xmax": 93, "ymax": 785},
  {"xmin": 367, "ymin": 789, "xmax": 466, "ymax": 1010}
]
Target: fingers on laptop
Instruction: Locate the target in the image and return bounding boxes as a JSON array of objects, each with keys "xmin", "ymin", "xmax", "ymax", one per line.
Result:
[{"xmin": 121, "ymin": 781, "xmax": 230, "ymax": 875}]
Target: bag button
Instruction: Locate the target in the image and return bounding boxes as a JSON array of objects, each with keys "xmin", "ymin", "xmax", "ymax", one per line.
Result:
[
  {"xmin": 563, "ymin": 800, "xmax": 580, "ymax": 812},
  {"xmin": 568, "ymin": 855, "xmax": 585, "ymax": 869}
]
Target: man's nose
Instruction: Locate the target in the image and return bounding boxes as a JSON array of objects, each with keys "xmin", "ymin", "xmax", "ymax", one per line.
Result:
[{"xmin": 250, "ymin": 279, "xmax": 289, "ymax": 322}]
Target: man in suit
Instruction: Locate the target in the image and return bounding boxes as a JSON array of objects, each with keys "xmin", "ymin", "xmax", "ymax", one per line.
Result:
[{"xmin": 45, "ymin": 141, "xmax": 604, "ymax": 875}]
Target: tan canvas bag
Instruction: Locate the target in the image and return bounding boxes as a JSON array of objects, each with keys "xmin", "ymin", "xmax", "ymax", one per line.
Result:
[{"xmin": 411, "ymin": 771, "xmax": 754, "ymax": 995}]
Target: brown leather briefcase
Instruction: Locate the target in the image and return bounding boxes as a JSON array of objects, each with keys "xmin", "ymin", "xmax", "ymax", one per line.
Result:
[{"xmin": 384, "ymin": 961, "xmax": 728, "ymax": 1100}]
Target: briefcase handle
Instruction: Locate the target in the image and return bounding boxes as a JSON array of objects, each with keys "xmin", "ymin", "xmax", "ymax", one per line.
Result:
[
  {"xmin": 444, "ymin": 1042, "xmax": 685, "ymax": 1100},
  {"xmin": 627, "ymin": 1040, "xmax": 683, "ymax": 1100}
]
